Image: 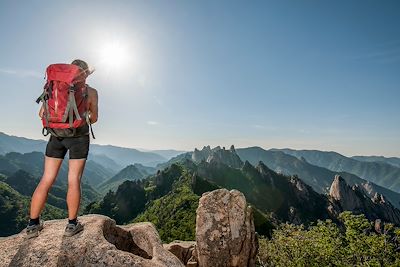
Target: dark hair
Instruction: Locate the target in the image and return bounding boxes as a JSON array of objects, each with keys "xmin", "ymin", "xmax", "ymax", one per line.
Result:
[{"xmin": 71, "ymin": 59, "xmax": 90, "ymax": 75}]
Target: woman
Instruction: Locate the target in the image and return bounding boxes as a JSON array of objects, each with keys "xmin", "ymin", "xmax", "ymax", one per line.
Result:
[{"xmin": 26, "ymin": 59, "xmax": 98, "ymax": 238}]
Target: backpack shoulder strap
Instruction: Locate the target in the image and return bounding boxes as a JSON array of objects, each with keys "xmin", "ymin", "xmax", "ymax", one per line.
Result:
[{"xmin": 61, "ymin": 86, "xmax": 81, "ymax": 126}]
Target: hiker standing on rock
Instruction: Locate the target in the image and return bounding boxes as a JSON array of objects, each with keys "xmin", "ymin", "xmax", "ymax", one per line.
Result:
[{"xmin": 26, "ymin": 59, "xmax": 98, "ymax": 238}]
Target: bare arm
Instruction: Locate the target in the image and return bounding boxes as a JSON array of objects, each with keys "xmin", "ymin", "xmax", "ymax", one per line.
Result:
[
  {"xmin": 39, "ymin": 104, "xmax": 44, "ymax": 118},
  {"xmin": 88, "ymin": 89, "xmax": 98, "ymax": 123}
]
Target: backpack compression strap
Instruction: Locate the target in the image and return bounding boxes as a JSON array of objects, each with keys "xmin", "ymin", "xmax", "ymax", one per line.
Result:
[
  {"xmin": 64, "ymin": 84, "xmax": 96, "ymax": 139},
  {"xmin": 62, "ymin": 86, "xmax": 82, "ymax": 127}
]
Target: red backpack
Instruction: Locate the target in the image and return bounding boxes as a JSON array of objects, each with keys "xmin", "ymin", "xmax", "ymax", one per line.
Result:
[{"xmin": 36, "ymin": 64, "xmax": 95, "ymax": 138}]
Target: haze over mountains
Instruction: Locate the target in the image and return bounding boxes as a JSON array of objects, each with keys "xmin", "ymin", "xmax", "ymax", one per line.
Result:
[
  {"xmin": 0, "ymin": 131, "xmax": 184, "ymax": 168},
  {"xmin": 236, "ymin": 147, "xmax": 400, "ymax": 208},
  {"xmin": 274, "ymin": 148, "xmax": 400, "ymax": 192},
  {"xmin": 1, "ymin": 131, "xmax": 400, "ymax": 237},
  {"xmin": 97, "ymin": 163, "xmax": 156, "ymax": 194},
  {"xmin": 352, "ymin": 156, "xmax": 400, "ymax": 168}
]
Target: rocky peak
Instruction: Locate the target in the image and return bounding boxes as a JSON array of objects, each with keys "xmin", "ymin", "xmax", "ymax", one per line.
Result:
[
  {"xmin": 192, "ymin": 146, "xmax": 212, "ymax": 163},
  {"xmin": 289, "ymin": 175, "xmax": 312, "ymax": 200},
  {"xmin": 372, "ymin": 192, "xmax": 390, "ymax": 206},
  {"xmin": 329, "ymin": 175, "xmax": 400, "ymax": 225},
  {"xmin": 255, "ymin": 161, "xmax": 276, "ymax": 188},
  {"xmin": 241, "ymin": 160, "xmax": 254, "ymax": 172},
  {"xmin": 329, "ymin": 175, "xmax": 363, "ymax": 211},
  {"xmin": 330, "ymin": 175, "xmax": 348, "ymax": 199},
  {"xmin": 371, "ymin": 192, "xmax": 400, "ymax": 225},
  {"xmin": 255, "ymin": 161, "xmax": 271, "ymax": 174},
  {"xmin": 373, "ymin": 192, "xmax": 381, "ymax": 203},
  {"xmin": 290, "ymin": 175, "xmax": 307, "ymax": 192},
  {"xmin": 192, "ymin": 145, "xmax": 243, "ymax": 169},
  {"xmin": 380, "ymin": 194, "xmax": 387, "ymax": 204}
]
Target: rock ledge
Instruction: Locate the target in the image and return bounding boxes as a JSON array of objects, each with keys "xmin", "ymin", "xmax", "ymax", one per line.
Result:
[{"xmin": 0, "ymin": 214, "xmax": 183, "ymax": 267}]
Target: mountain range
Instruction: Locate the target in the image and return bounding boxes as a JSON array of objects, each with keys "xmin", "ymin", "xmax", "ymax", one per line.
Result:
[
  {"xmin": 1, "ymin": 131, "xmax": 400, "ymax": 239},
  {"xmin": 0, "ymin": 131, "xmax": 184, "ymax": 168},
  {"xmin": 236, "ymin": 147, "xmax": 400, "ymax": 208},
  {"xmin": 274, "ymin": 148, "xmax": 400, "ymax": 192},
  {"xmin": 352, "ymin": 155, "xmax": 400, "ymax": 168},
  {"xmin": 0, "ymin": 152, "xmax": 101, "ymax": 206},
  {"xmin": 159, "ymin": 145, "xmax": 400, "ymax": 209},
  {"xmin": 85, "ymin": 145, "xmax": 400, "ymax": 242},
  {"xmin": 97, "ymin": 163, "xmax": 156, "ymax": 194},
  {"xmin": 0, "ymin": 180, "xmax": 65, "ymax": 236}
]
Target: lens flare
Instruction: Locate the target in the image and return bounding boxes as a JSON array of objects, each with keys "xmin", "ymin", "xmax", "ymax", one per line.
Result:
[{"xmin": 99, "ymin": 40, "xmax": 128, "ymax": 71}]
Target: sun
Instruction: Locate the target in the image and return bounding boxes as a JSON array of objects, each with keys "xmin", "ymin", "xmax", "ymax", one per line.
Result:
[
  {"xmin": 93, "ymin": 37, "xmax": 143, "ymax": 80},
  {"xmin": 98, "ymin": 40, "xmax": 129, "ymax": 70}
]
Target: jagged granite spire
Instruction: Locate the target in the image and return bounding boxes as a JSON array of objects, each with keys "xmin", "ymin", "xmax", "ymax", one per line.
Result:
[
  {"xmin": 255, "ymin": 161, "xmax": 273, "ymax": 175},
  {"xmin": 329, "ymin": 175, "xmax": 400, "ymax": 224},
  {"xmin": 329, "ymin": 175, "xmax": 363, "ymax": 211},
  {"xmin": 192, "ymin": 145, "xmax": 243, "ymax": 168},
  {"xmin": 230, "ymin": 145, "xmax": 236, "ymax": 152}
]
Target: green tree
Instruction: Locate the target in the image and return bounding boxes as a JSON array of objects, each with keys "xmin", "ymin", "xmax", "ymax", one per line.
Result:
[{"xmin": 257, "ymin": 212, "xmax": 400, "ymax": 267}]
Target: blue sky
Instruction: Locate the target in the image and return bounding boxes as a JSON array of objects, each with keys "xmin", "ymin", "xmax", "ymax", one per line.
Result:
[{"xmin": 0, "ymin": 0, "xmax": 399, "ymax": 156}]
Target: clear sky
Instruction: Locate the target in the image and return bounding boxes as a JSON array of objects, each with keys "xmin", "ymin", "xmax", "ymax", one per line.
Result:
[{"xmin": 0, "ymin": 0, "xmax": 399, "ymax": 156}]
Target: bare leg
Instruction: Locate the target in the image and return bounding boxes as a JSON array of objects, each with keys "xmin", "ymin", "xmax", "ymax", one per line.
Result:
[
  {"xmin": 30, "ymin": 156, "xmax": 63, "ymax": 219},
  {"xmin": 66, "ymin": 159, "xmax": 86, "ymax": 220}
]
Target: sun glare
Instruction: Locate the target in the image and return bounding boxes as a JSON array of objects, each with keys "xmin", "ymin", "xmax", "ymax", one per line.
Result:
[
  {"xmin": 99, "ymin": 40, "xmax": 129, "ymax": 71},
  {"xmin": 92, "ymin": 35, "xmax": 144, "ymax": 83}
]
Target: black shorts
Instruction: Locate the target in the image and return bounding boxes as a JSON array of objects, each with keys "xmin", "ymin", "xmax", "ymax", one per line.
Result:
[{"xmin": 45, "ymin": 134, "xmax": 90, "ymax": 159}]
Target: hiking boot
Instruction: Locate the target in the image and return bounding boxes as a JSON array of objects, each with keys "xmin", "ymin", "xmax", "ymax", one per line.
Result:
[
  {"xmin": 64, "ymin": 221, "xmax": 84, "ymax": 237},
  {"xmin": 26, "ymin": 220, "xmax": 44, "ymax": 239}
]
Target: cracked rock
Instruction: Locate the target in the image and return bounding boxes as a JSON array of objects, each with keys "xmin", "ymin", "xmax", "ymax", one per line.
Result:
[{"xmin": 195, "ymin": 189, "xmax": 258, "ymax": 267}]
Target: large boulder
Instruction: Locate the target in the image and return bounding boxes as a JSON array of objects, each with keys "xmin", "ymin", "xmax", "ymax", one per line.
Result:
[
  {"xmin": 195, "ymin": 189, "xmax": 258, "ymax": 267},
  {"xmin": 0, "ymin": 215, "xmax": 184, "ymax": 267}
]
